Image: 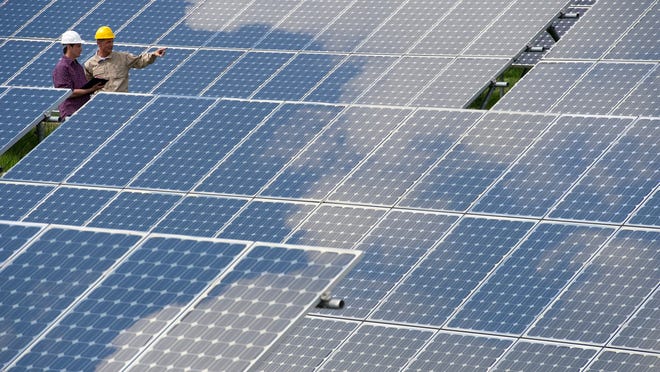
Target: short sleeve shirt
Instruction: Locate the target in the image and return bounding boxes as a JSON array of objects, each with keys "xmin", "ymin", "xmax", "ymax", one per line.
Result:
[{"xmin": 52, "ymin": 55, "xmax": 90, "ymax": 119}]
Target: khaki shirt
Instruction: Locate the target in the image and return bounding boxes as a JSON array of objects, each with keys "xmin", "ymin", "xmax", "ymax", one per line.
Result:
[{"xmin": 84, "ymin": 51, "xmax": 157, "ymax": 92}]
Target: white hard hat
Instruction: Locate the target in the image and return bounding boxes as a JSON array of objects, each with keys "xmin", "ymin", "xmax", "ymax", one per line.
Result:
[{"xmin": 61, "ymin": 30, "xmax": 83, "ymax": 44}]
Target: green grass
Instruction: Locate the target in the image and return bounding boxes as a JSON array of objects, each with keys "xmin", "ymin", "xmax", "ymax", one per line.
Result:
[
  {"xmin": 0, "ymin": 122, "xmax": 59, "ymax": 173},
  {"xmin": 469, "ymin": 66, "xmax": 529, "ymax": 110}
]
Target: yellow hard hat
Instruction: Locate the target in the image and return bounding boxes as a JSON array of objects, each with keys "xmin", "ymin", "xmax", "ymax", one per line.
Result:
[{"xmin": 95, "ymin": 26, "xmax": 115, "ymax": 40}]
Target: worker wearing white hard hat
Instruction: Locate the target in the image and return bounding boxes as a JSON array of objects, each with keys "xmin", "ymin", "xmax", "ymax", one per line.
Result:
[
  {"xmin": 52, "ymin": 30, "xmax": 105, "ymax": 121},
  {"xmin": 84, "ymin": 25, "xmax": 166, "ymax": 92}
]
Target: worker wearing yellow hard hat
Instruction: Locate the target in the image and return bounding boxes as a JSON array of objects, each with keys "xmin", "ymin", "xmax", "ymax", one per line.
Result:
[{"xmin": 84, "ymin": 25, "xmax": 166, "ymax": 92}]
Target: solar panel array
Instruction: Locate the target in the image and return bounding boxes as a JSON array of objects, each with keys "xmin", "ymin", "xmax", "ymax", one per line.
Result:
[{"xmin": 0, "ymin": 0, "xmax": 658, "ymax": 370}]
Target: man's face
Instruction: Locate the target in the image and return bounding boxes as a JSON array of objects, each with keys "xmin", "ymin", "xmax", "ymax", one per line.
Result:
[
  {"xmin": 69, "ymin": 43, "xmax": 82, "ymax": 58},
  {"xmin": 97, "ymin": 38, "xmax": 114, "ymax": 56}
]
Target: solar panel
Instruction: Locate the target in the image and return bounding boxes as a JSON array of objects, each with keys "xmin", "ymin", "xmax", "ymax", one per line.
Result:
[
  {"xmin": 129, "ymin": 47, "xmax": 195, "ymax": 94},
  {"xmin": 492, "ymin": 341, "xmax": 597, "ymax": 370},
  {"xmin": 87, "ymin": 191, "xmax": 182, "ymax": 232},
  {"xmin": 472, "ymin": 115, "xmax": 632, "ymax": 217},
  {"xmin": 589, "ymin": 350, "xmax": 659, "ymax": 371},
  {"xmin": 610, "ymin": 288, "xmax": 659, "ymax": 352},
  {"xmin": 7, "ymin": 42, "xmax": 94, "ymax": 88},
  {"xmin": 527, "ymin": 229, "xmax": 659, "ymax": 344},
  {"xmin": 74, "ymin": 0, "xmax": 152, "ymax": 42},
  {"xmin": 399, "ymin": 112, "xmax": 554, "ymax": 211},
  {"xmin": 0, "ymin": 87, "xmax": 69, "ymax": 153},
  {"xmin": 612, "ymin": 65, "xmax": 660, "ymax": 117},
  {"xmin": 23, "ymin": 186, "xmax": 117, "ymax": 226},
  {"xmin": 0, "ymin": 40, "xmax": 50, "ymax": 85},
  {"xmin": 604, "ymin": 2, "xmax": 660, "ymax": 61},
  {"xmin": 126, "ymin": 244, "xmax": 360, "ymax": 371},
  {"xmin": 0, "ymin": 0, "xmax": 50, "ymax": 37},
  {"xmin": 0, "ymin": 227, "xmax": 142, "ymax": 368},
  {"xmin": 0, "ymin": 182, "xmax": 53, "ymax": 221},
  {"xmin": 4, "ymin": 93, "xmax": 154, "ymax": 183},
  {"xmin": 14, "ymin": 0, "xmax": 97, "ymax": 39},
  {"xmin": 196, "ymin": 103, "xmax": 342, "ymax": 196},
  {"xmin": 116, "ymin": 0, "xmax": 187, "ymax": 45},
  {"xmin": 549, "ymin": 118, "xmax": 658, "ymax": 223},
  {"xmin": 630, "ymin": 189, "xmax": 659, "ymax": 227},
  {"xmin": 0, "ymin": 222, "xmax": 42, "ymax": 264}
]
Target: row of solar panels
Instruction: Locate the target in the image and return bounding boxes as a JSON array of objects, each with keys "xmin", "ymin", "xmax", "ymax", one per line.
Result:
[
  {"xmin": 4, "ymin": 93, "xmax": 657, "ymax": 225},
  {"xmin": 0, "ymin": 222, "xmax": 360, "ymax": 371},
  {"xmin": 1, "ymin": 0, "xmax": 568, "ymax": 57}
]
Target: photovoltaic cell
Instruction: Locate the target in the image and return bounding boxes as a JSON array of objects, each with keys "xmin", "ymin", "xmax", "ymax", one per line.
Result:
[
  {"xmin": 117, "ymin": 0, "xmax": 187, "ymax": 45},
  {"xmin": 610, "ymin": 288, "xmax": 659, "ymax": 353},
  {"xmin": 87, "ymin": 191, "xmax": 182, "ymax": 232},
  {"xmin": 589, "ymin": 350, "xmax": 659, "ymax": 371},
  {"xmin": 605, "ymin": 3, "xmax": 660, "ymax": 61},
  {"xmin": 305, "ymin": 55, "xmax": 397, "ymax": 104},
  {"xmin": 128, "ymin": 244, "xmax": 360, "ymax": 372},
  {"xmin": 67, "ymin": 96, "xmax": 213, "ymax": 187},
  {"xmin": 448, "ymin": 223, "xmax": 613, "ymax": 335},
  {"xmin": 357, "ymin": 56, "xmax": 452, "ymax": 106},
  {"xmin": 315, "ymin": 210, "xmax": 458, "ymax": 319},
  {"xmin": 217, "ymin": 200, "xmax": 317, "ymax": 243},
  {"xmin": 24, "ymin": 187, "xmax": 117, "ymax": 226},
  {"xmin": 329, "ymin": 109, "xmax": 482, "ymax": 206},
  {"xmin": 318, "ymin": 324, "xmax": 434, "ymax": 371},
  {"xmin": 493, "ymin": 62, "xmax": 592, "ymax": 113},
  {"xmin": 0, "ymin": 0, "xmax": 50, "ymax": 37},
  {"xmin": 550, "ymin": 62, "xmax": 654, "ymax": 115},
  {"xmin": 528, "ymin": 229, "xmax": 659, "ymax": 344},
  {"xmin": 285, "ymin": 204, "xmax": 387, "ymax": 248},
  {"xmin": 370, "ymin": 217, "xmax": 534, "ymax": 326},
  {"xmin": 0, "ymin": 40, "xmax": 50, "ymax": 86},
  {"xmin": 0, "ymin": 223, "xmax": 42, "ymax": 264},
  {"xmin": 491, "ymin": 341, "xmax": 597, "ymax": 371},
  {"xmin": 400, "ymin": 112, "xmax": 553, "ymax": 212},
  {"xmin": 0, "ymin": 87, "xmax": 69, "ymax": 153},
  {"xmin": 12, "ymin": 237, "xmax": 246, "ymax": 372},
  {"xmin": 472, "ymin": 115, "xmax": 632, "ymax": 217},
  {"xmin": 153, "ymin": 195, "xmax": 247, "ymax": 238},
  {"xmin": 132, "ymin": 100, "xmax": 278, "ymax": 192},
  {"xmin": 406, "ymin": 332, "xmax": 513, "ymax": 371},
  {"xmin": 262, "ymin": 106, "xmax": 411, "ymax": 200},
  {"xmin": 0, "ymin": 183, "xmax": 53, "ymax": 221},
  {"xmin": 14, "ymin": 0, "xmax": 97, "ymax": 39},
  {"xmin": 0, "ymin": 228, "xmax": 140, "ymax": 368},
  {"xmin": 74, "ymin": 0, "xmax": 152, "ymax": 43},
  {"xmin": 612, "ymin": 66, "xmax": 660, "ymax": 117},
  {"xmin": 203, "ymin": 52, "xmax": 293, "ymax": 99},
  {"xmin": 254, "ymin": 53, "xmax": 344, "ymax": 101},
  {"xmin": 3, "ymin": 93, "xmax": 154, "ymax": 183},
  {"xmin": 549, "ymin": 118, "xmax": 658, "ymax": 223},
  {"xmin": 256, "ymin": 317, "xmax": 359, "ymax": 371},
  {"xmin": 629, "ymin": 190, "xmax": 659, "ymax": 227},
  {"xmin": 198, "ymin": 103, "xmax": 341, "ymax": 196},
  {"xmin": 129, "ymin": 48, "xmax": 195, "ymax": 94},
  {"xmin": 414, "ymin": 58, "xmax": 510, "ymax": 108},
  {"xmin": 154, "ymin": 49, "xmax": 241, "ymax": 97}
]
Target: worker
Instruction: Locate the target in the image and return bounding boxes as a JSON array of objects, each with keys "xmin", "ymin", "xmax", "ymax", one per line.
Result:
[
  {"xmin": 52, "ymin": 30, "xmax": 105, "ymax": 121},
  {"xmin": 84, "ymin": 25, "xmax": 166, "ymax": 92}
]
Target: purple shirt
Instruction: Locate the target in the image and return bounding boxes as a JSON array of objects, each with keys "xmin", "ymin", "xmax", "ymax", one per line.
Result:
[{"xmin": 52, "ymin": 55, "xmax": 90, "ymax": 120}]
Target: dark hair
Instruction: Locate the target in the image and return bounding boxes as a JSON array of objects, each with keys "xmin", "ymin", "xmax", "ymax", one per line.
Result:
[{"xmin": 63, "ymin": 46, "xmax": 68, "ymax": 54}]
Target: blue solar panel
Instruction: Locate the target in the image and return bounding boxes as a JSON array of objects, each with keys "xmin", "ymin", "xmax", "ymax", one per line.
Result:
[
  {"xmin": 67, "ymin": 96, "xmax": 213, "ymax": 187},
  {"xmin": 12, "ymin": 237, "xmax": 246, "ymax": 372},
  {"xmin": 0, "ymin": 222, "xmax": 42, "ymax": 264},
  {"xmin": 0, "ymin": 0, "xmax": 50, "ymax": 37},
  {"xmin": 610, "ymin": 288, "xmax": 659, "ymax": 353},
  {"xmin": 549, "ymin": 118, "xmax": 658, "ymax": 223},
  {"xmin": 329, "ymin": 109, "xmax": 482, "ymax": 206},
  {"xmin": 316, "ymin": 210, "xmax": 458, "ymax": 319},
  {"xmin": 87, "ymin": 191, "xmax": 182, "ymax": 232},
  {"xmin": 262, "ymin": 106, "xmax": 411, "ymax": 200},
  {"xmin": 589, "ymin": 350, "xmax": 659, "ymax": 371},
  {"xmin": 317, "ymin": 324, "xmax": 434, "ymax": 371},
  {"xmin": 14, "ymin": 0, "xmax": 97, "ymax": 39},
  {"xmin": 493, "ymin": 341, "xmax": 597, "ymax": 370},
  {"xmin": 528, "ymin": 229, "xmax": 659, "ymax": 344},
  {"xmin": 197, "ymin": 103, "xmax": 342, "ymax": 196},
  {"xmin": 154, "ymin": 49, "xmax": 241, "ymax": 96},
  {"xmin": 448, "ymin": 223, "xmax": 614, "ymax": 334},
  {"xmin": 0, "ymin": 40, "xmax": 51, "ymax": 84},
  {"xmin": 613, "ymin": 66, "xmax": 660, "ymax": 117},
  {"xmin": 74, "ymin": 0, "xmax": 152, "ymax": 43},
  {"xmin": 153, "ymin": 195, "xmax": 247, "ymax": 237},
  {"xmin": 0, "ymin": 87, "xmax": 69, "ymax": 153},
  {"xmin": 129, "ymin": 244, "xmax": 360, "ymax": 371},
  {"xmin": 406, "ymin": 332, "xmax": 513, "ymax": 371},
  {"xmin": 473, "ymin": 115, "xmax": 633, "ymax": 217},
  {"xmin": 132, "ymin": 100, "xmax": 278, "ymax": 192},
  {"xmin": 400, "ymin": 112, "xmax": 554, "ymax": 211},
  {"xmin": 116, "ymin": 0, "xmax": 186, "ymax": 44},
  {"xmin": 357, "ymin": 56, "xmax": 453, "ymax": 106},
  {"xmin": 218, "ymin": 200, "xmax": 317, "ymax": 243},
  {"xmin": 630, "ymin": 190, "xmax": 660, "ymax": 227},
  {"xmin": 254, "ymin": 53, "xmax": 344, "ymax": 101},
  {"xmin": 7, "ymin": 42, "xmax": 92, "ymax": 88},
  {"xmin": 285, "ymin": 204, "xmax": 386, "ymax": 248},
  {"xmin": 130, "ymin": 48, "xmax": 194, "ymax": 94},
  {"xmin": 605, "ymin": 4, "xmax": 660, "ymax": 61},
  {"xmin": 0, "ymin": 182, "xmax": 53, "ymax": 221},
  {"xmin": 370, "ymin": 217, "xmax": 533, "ymax": 326},
  {"xmin": 203, "ymin": 51, "xmax": 293, "ymax": 99},
  {"xmin": 305, "ymin": 55, "xmax": 397, "ymax": 104},
  {"xmin": 24, "ymin": 186, "xmax": 117, "ymax": 226},
  {"xmin": 4, "ymin": 93, "xmax": 154, "ymax": 183},
  {"xmin": 0, "ymin": 228, "xmax": 140, "ymax": 368}
]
